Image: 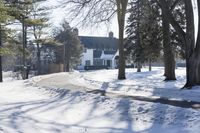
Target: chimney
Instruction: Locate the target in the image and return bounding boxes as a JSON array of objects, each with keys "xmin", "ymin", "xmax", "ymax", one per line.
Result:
[
  {"xmin": 73, "ymin": 28, "xmax": 79, "ymax": 36},
  {"xmin": 109, "ymin": 31, "xmax": 114, "ymax": 38}
]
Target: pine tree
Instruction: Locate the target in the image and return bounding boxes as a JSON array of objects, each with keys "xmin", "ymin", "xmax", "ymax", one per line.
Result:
[
  {"xmin": 54, "ymin": 20, "xmax": 83, "ymax": 72},
  {"xmin": 126, "ymin": 0, "xmax": 161, "ymax": 72},
  {"xmin": 126, "ymin": 0, "xmax": 143, "ymax": 72},
  {"xmin": 7, "ymin": 0, "xmax": 47, "ymax": 79},
  {"xmin": 0, "ymin": 0, "xmax": 14, "ymax": 82},
  {"xmin": 26, "ymin": 3, "xmax": 50, "ymax": 75}
]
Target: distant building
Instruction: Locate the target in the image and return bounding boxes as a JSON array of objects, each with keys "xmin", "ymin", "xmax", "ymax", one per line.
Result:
[
  {"xmin": 78, "ymin": 31, "xmax": 119, "ymax": 70},
  {"xmin": 36, "ymin": 31, "xmax": 119, "ymax": 74}
]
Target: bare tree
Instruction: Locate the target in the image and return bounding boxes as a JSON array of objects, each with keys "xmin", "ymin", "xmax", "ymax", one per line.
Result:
[
  {"xmin": 60, "ymin": 0, "xmax": 127, "ymax": 79},
  {"xmin": 158, "ymin": 0, "xmax": 200, "ymax": 88},
  {"xmin": 116, "ymin": 0, "xmax": 128, "ymax": 79}
]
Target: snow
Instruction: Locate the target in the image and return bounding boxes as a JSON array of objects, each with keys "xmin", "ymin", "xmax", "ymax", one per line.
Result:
[
  {"xmin": 83, "ymin": 67, "xmax": 200, "ymax": 102},
  {"xmin": 34, "ymin": 67, "xmax": 200, "ymax": 102},
  {"xmin": 0, "ymin": 67, "xmax": 200, "ymax": 133}
]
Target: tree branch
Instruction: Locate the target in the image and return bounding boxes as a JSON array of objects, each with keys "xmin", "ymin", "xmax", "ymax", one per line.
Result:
[{"xmin": 157, "ymin": 0, "xmax": 186, "ymax": 43}]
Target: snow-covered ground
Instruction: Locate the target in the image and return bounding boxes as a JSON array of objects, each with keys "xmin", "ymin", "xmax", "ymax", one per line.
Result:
[
  {"xmin": 0, "ymin": 67, "xmax": 200, "ymax": 133},
  {"xmin": 81, "ymin": 67, "xmax": 200, "ymax": 102},
  {"xmin": 34, "ymin": 67, "xmax": 200, "ymax": 102}
]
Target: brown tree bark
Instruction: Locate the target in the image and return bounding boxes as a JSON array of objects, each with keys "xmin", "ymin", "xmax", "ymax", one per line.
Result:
[
  {"xmin": 116, "ymin": 0, "xmax": 128, "ymax": 80},
  {"xmin": 158, "ymin": 0, "xmax": 200, "ymax": 87},
  {"xmin": 185, "ymin": 0, "xmax": 200, "ymax": 87},
  {"xmin": 22, "ymin": 17, "xmax": 29, "ymax": 80},
  {"xmin": 162, "ymin": 12, "xmax": 176, "ymax": 81}
]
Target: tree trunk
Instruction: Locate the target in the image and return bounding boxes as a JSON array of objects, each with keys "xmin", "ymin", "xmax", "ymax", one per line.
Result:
[
  {"xmin": 149, "ymin": 59, "xmax": 152, "ymax": 71},
  {"xmin": 22, "ymin": 17, "xmax": 28, "ymax": 80},
  {"xmin": 36, "ymin": 43, "xmax": 41, "ymax": 75},
  {"xmin": 158, "ymin": 0, "xmax": 200, "ymax": 87},
  {"xmin": 137, "ymin": 61, "xmax": 141, "ymax": 72},
  {"xmin": 63, "ymin": 43, "xmax": 70, "ymax": 72},
  {"xmin": 63, "ymin": 43, "xmax": 66, "ymax": 72},
  {"xmin": 66, "ymin": 44, "xmax": 70, "ymax": 72},
  {"xmin": 0, "ymin": 25, "xmax": 2, "ymax": 82},
  {"xmin": 116, "ymin": 0, "xmax": 128, "ymax": 80},
  {"xmin": 162, "ymin": 12, "xmax": 176, "ymax": 81},
  {"xmin": 0, "ymin": 53, "xmax": 2, "ymax": 82},
  {"xmin": 184, "ymin": 0, "xmax": 200, "ymax": 87}
]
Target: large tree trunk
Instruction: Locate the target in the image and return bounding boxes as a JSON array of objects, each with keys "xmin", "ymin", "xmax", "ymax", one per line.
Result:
[
  {"xmin": 162, "ymin": 12, "xmax": 176, "ymax": 81},
  {"xmin": 158, "ymin": 0, "xmax": 199, "ymax": 87},
  {"xmin": 184, "ymin": 0, "xmax": 200, "ymax": 87},
  {"xmin": 0, "ymin": 25, "xmax": 2, "ymax": 82},
  {"xmin": 116, "ymin": 0, "xmax": 128, "ymax": 80}
]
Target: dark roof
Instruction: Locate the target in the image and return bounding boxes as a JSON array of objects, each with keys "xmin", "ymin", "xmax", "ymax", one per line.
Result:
[
  {"xmin": 93, "ymin": 50, "xmax": 102, "ymax": 58},
  {"xmin": 93, "ymin": 50, "xmax": 117, "ymax": 59},
  {"xmin": 104, "ymin": 51, "xmax": 116, "ymax": 55},
  {"xmin": 79, "ymin": 36, "xmax": 118, "ymax": 50}
]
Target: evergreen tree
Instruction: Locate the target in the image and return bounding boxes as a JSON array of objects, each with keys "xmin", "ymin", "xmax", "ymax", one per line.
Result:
[
  {"xmin": 126, "ymin": 0, "xmax": 161, "ymax": 72},
  {"xmin": 7, "ymin": 0, "xmax": 47, "ymax": 79},
  {"xmin": 54, "ymin": 20, "xmax": 83, "ymax": 72},
  {"xmin": 26, "ymin": 3, "xmax": 50, "ymax": 75},
  {"xmin": 0, "ymin": 0, "xmax": 14, "ymax": 82}
]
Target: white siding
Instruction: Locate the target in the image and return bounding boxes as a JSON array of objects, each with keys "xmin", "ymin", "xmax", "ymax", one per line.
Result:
[{"xmin": 81, "ymin": 49, "xmax": 94, "ymax": 66}]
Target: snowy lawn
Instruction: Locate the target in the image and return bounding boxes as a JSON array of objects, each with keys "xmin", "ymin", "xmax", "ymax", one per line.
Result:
[
  {"xmin": 35, "ymin": 67, "xmax": 200, "ymax": 102},
  {"xmin": 0, "ymin": 67, "xmax": 200, "ymax": 133}
]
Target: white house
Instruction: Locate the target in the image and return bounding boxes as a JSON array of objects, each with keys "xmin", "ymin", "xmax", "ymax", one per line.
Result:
[
  {"xmin": 81, "ymin": 49, "xmax": 94, "ymax": 66},
  {"xmin": 78, "ymin": 32, "xmax": 119, "ymax": 70}
]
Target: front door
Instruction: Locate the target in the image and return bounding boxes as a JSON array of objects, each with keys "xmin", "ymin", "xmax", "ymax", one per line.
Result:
[{"xmin": 106, "ymin": 60, "xmax": 111, "ymax": 68}]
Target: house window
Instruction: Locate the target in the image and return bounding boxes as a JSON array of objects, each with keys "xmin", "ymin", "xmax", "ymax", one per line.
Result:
[
  {"xmin": 107, "ymin": 60, "xmax": 112, "ymax": 67},
  {"xmin": 85, "ymin": 60, "xmax": 91, "ymax": 66},
  {"xmin": 94, "ymin": 59, "xmax": 103, "ymax": 66}
]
